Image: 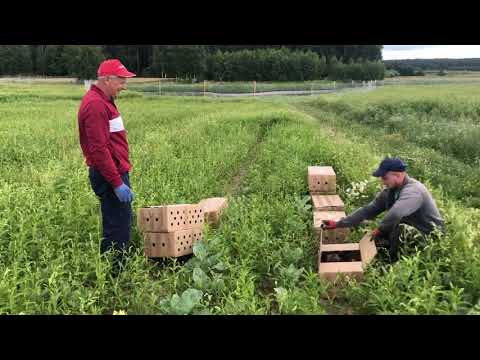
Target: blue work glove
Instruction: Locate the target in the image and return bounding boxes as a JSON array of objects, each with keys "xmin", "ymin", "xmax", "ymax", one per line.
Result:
[{"xmin": 114, "ymin": 183, "xmax": 134, "ymax": 203}]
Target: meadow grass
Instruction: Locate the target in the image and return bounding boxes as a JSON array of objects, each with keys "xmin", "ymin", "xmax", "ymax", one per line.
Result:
[{"xmin": 0, "ymin": 83, "xmax": 479, "ymax": 314}]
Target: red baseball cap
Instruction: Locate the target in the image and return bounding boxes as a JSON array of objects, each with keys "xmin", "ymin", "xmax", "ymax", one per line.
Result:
[{"xmin": 98, "ymin": 59, "xmax": 136, "ymax": 78}]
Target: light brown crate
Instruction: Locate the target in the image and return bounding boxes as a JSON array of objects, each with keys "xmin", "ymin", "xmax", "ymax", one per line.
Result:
[
  {"xmin": 311, "ymin": 195, "xmax": 345, "ymax": 211},
  {"xmin": 184, "ymin": 204, "xmax": 205, "ymax": 229},
  {"xmin": 318, "ymin": 232, "xmax": 378, "ymax": 282},
  {"xmin": 138, "ymin": 204, "xmax": 204, "ymax": 233},
  {"xmin": 308, "ymin": 166, "xmax": 336, "ymax": 194},
  {"xmin": 199, "ymin": 197, "xmax": 228, "ymax": 226},
  {"xmin": 359, "ymin": 232, "xmax": 378, "ymax": 268},
  {"xmin": 144, "ymin": 228, "xmax": 203, "ymax": 258},
  {"xmin": 318, "ymin": 262, "xmax": 364, "ymax": 282},
  {"xmin": 313, "ymin": 211, "xmax": 350, "ymax": 244}
]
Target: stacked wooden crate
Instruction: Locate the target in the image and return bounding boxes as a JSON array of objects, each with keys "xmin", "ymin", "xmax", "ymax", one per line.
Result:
[
  {"xmin": 308, "ymin": 166, "xmax": 377, "ymax": 282},
  {"xmin": 308, "ymin": 166, "xmax": 350, "ymax": 244},
  {"xmin": 137, "ymin": 204, "xmax": 205, "ymax": 258},
  {"xmin": 137, "ymin": 197, "xmax": 229, "ymax": 259}
]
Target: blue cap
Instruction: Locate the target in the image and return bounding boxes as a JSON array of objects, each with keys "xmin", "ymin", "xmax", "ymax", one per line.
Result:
[{"xmin": 372, "ymin": 157, "xmax": 407, "ymax": 177}]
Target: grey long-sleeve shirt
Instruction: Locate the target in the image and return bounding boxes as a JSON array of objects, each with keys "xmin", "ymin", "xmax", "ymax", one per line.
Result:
[{"xmin": 336, "ymin": 175, "xmax": 445, "ymax": 235}]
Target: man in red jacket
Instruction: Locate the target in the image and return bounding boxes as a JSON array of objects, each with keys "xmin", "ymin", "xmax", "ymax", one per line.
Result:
[{"xmin": 78, "ymin": 59, "xmax": 136, "ymax": 273}]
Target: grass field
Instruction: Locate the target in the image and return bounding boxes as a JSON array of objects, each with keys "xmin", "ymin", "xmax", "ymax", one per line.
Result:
[
  {"xmin": 1, "ymin": 82, "xmax": 479, "ymax": 315},
  {"xmin": 128, "ymin": 80, "xmax": 340, "ymax": 95}
]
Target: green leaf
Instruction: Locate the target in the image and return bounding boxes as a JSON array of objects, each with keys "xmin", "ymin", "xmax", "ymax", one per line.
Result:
[
  {"xmin": 193, "ymin": 267, "xmax": 210, "ymax": 290},
  {"xmin": 193, "ymin": 308, "xmax": 212, "ymax": 315},
  {"xmin": 170, "ymin": 288, "xmax": 203, "ymax": 315},
  {"xmin": 159, "ymin": 298, "xmax": 171, "ymax": 309},
  {"xmin": 193, "ymin": 241, "xmax": 208, "ymax": 261},
  {"xmin": 213, "ymin": 261, "xmax": 226, "ymax": 272},
  {"xmin": 274, "ymin": 287, "xmax": 288, "ymax": 303},
  {"xmin": 169, "ymin": 294, "xmax": 185, "ymax": 315},
  {"xmin": 206, "ymin": 254, "xmax": 220, "ymax": 267},
  {"xmin": 291, "ymin": 248, "xmax": 303, "ymax": 263},
  {"xmin": 280, "ymin": 264, "xmax": 304, "ymax": 285},
  {"xmin": 185, "ymin": 257, "xmax": 201, "ymax": 270}
]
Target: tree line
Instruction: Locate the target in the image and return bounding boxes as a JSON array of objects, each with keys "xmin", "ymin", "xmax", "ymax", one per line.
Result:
[
  {"xmin": 0, "ymin": 45, "xmax": 384, "ymax": 81},
  {"xmin": 385, "ymin": 58, "xmax": 480, "ymax": 75}
]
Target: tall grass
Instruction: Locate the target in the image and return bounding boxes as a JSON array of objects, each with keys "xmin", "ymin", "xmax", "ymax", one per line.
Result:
[
  {"xmin": 292, "ymin": 84, "xmax": 480, "ymax": 207},
  {"xmin": 0, "ymin": 83, "xmax": 479, "ymax": 314}
]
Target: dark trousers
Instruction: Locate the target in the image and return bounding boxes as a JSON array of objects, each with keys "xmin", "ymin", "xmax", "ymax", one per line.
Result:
[
  {"xmin": 387, "ymin": 226, "xmax": 402, "ymax": 262},
  {"xmin": 374, "ymin": 227, "xmax": 402, "ymax": 262},
  {"xmin": 376, "ymin": 224, "xmax": 443, "ymax": 263},
  {"xmin": 88, "ymin": 168, "xmax": 132, "ymax": 256}
]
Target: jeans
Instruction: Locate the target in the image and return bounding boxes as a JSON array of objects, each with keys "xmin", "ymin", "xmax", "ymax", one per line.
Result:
[{"xmin": 88, "ymin": 167, "xmax": 132, "ymax": 256}]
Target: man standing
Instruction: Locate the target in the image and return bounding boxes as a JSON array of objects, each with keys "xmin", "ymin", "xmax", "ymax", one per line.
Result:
[
  {"xmin": 78, "ymin": 59, "xmax": 136, "ymax": 272},
  {"xmin": 322, "ymin": 157, "xmax": 445, "ymax": 262}
]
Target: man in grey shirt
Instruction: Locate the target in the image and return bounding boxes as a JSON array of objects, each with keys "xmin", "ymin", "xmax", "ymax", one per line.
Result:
[{"xmin": 322, "ymin": 157, "xmax": 445, "ymax": 261}]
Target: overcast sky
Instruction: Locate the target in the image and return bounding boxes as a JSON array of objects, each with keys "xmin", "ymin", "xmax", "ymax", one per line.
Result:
[{"xmin": 383, "ymin": 45, "xmax": 480, "ymax": 60}]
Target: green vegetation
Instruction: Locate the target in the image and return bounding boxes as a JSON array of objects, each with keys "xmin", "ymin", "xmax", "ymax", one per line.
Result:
[{"xmin": 0, "ymin": 82, "xmax": 479, "ymax": 315}]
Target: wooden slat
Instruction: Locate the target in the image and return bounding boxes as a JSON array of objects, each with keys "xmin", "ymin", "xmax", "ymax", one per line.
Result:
[
  {"xmin": 312, "ymin": 195, "xmax": 345, "ymax": 211},
  {"xmin": 359, "ymin": 232, "xmax": 378, "ymax": 268}
]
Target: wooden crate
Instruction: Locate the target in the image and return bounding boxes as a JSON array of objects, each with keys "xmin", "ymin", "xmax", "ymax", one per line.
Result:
[
  {"xmin": 308, "ymin": 166, "xmax": 336, "ymax": 195},
  {"xmin": 144, "ymin": 228, "xmax": 203, "ymax": 258},
  {"xmin": 137, "ymin": 204, "xmax": 204, "ymax": 233},
  {"xmin": 318, "ymin": 233, "xmax": 378, "ymax": 282},
  {"xmin": 313, "ymin": 211, "xmax": 350, "ymax": 244},
  {"xmin": 312, "ymin": 194, "xmax": 345, "ymax": 211}
]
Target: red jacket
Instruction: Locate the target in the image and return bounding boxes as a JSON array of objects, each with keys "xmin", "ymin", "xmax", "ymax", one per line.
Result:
[{"xmin": 78, "ymin": 85, "xmax": 131, "ymax": 188}]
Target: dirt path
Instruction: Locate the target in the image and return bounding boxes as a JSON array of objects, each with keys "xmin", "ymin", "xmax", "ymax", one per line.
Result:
[{"xmin": 223, "ymin": 119, "xmax": 279, "ymax": 196}]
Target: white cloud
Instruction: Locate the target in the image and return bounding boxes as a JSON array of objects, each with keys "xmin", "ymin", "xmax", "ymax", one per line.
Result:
[
  {"xmin": 383, "ymin": 45, "xmax": 480, "ymax": 60},
  {"xmin": 384, "ymin": 45, "xmax": 436, "ymax": 52}
]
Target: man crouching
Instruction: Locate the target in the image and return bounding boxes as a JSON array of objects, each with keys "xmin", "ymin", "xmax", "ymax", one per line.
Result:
[{"xmin": 322, "ymin": 157, "xmax": 445, "ymax": 262}]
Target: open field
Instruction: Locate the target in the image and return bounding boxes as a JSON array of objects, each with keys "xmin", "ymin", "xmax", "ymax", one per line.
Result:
[{"xmin": 0, "ymin": 82, "xmax": 479, "ymax": 314}]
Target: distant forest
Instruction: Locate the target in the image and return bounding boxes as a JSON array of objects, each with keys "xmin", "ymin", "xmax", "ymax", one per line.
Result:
[
  {"xmin": 0, "ymin": 45, "xmax": 384, "ymax": 81},
  {"xmin": 385, "ymin": 58, "xmax": 480, "ymax": 76}
]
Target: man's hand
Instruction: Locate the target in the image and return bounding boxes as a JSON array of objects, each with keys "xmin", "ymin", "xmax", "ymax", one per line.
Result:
[
  {"xmin": 114, "ymin": 183, "xmax": 134, "ymax": 203},
  {"xmin": 371, "ymin": 228, "xmax": 382, "ymax": 241},
  {"xmin": 321, "ymin": 220, "xmax": 337, "ymax": 230}
]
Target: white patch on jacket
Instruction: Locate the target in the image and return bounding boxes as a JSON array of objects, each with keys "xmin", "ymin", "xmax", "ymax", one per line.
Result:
[{"xmin": 109, "ymin": 116, "xmax": 125, "ymax": 133}]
